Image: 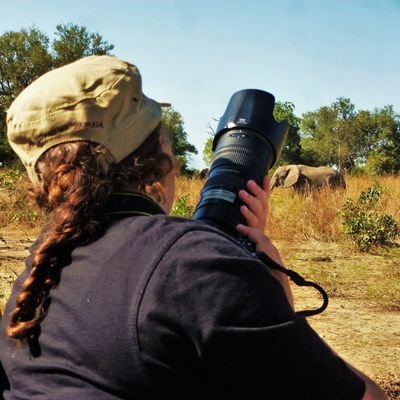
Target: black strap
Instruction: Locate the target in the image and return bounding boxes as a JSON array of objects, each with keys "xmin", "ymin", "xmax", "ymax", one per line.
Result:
[
  {"xmin": 256, "ymin": 251, "xmax": 329, "ymax": 317},
  {"xmin": 104, "ymin": 192, "xmax": 166, "ymax": 219}
]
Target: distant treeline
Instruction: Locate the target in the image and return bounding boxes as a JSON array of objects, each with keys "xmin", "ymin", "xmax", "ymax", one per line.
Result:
[
  {"xmin": 1, "ymin": 25, "xmax": 399, "ymax": 175},
  {"xmin": 203, "ymin": 98, "xmax": 400, "ymax": 176}
]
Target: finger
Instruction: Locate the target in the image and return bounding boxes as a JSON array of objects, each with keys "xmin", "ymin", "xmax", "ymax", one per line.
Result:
[
  {"xmin": 247, "ymin": 180, "xmax": 268, "ymax": 211},
  {"xmin": 239, "ymin": 205, "xmax": 259, "ymax": 228},
  {"xmin": 246, "ymin": 180, "xmax": 265, "ymax": 198},
  {"xmin": 238, "ymin": 189, "xmax": 264, "ymax": 218}
]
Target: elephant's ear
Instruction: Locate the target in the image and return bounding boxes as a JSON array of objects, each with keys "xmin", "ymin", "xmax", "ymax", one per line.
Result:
[{"xmin": 283, "ymin": 166, "xmax": 300, "ymax": 188}]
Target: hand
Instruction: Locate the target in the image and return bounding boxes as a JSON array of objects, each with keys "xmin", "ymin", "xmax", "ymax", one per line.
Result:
[
  {"xmin": 236, "ymin": 176, "xmax": 294, "ymax": 309},
  {"xmin": 236, "ymin": 176, "xmax": 283, "ymax": 266},
  {"xmin": 238, "ymin": 177, "xmax": 268, "ymax": 232}
]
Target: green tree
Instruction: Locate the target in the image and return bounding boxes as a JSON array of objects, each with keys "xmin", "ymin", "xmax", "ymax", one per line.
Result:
[
  {"xmin": 301, "ymin": 98, "xmax": 400, "ymax": 174},
  {"xmin": 0, "ymin": 27, "xmax": 52, "ymax": 101},
  {"xmin": 0, "ymin": 24, "xmax": 114, "ymax": 162},
  {"xmin": 202, "ymin": 121, "xmax": 218, "ymax": 167},
  {"xmin": 52, "ymin": 23, "xmax": 114, "ymax": 67},
  {"xmin": 161, "ymin": 107, "xmax": 197, "ymax": 171},
  {"xmin": 202, "ymin": 134, "xmax": 213, "ymax": 167},
  {"xmin": 301, "ymin": 98, "xmax": 365, "ymax": 171},
  {"xmin": 363, "ymin": 106, "xmax": 400, "ymax": 174},
  {"xmin": 273, "ymin": 101, "xmax": 302, "ymax": 165}
]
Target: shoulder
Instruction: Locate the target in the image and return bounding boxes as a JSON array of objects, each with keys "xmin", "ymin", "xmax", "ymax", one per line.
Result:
[
  {"xmin": 143, "ymin": 217, "xmax": 294, "ymax": 324},
  {"xmin": 110, "ymin": 215, "xmax": 248, "ymax": 257}
]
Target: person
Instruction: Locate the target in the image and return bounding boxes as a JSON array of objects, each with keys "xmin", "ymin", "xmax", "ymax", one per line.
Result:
[{"xmin": 0, "ymin": 55, "xmax": 386, "ymax": 400}]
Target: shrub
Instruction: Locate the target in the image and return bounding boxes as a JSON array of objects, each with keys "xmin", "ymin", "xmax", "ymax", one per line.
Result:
[
  {"xmin": 171, "ymin": 194, "xmax": 195, "ymax": 218},
  {"xmin": 341, "ymin": 184, "xmax": 399, "ymax": 251}
]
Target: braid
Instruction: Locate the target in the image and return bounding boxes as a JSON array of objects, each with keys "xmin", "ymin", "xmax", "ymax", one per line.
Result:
[
  {"xmin": 7, "ymin": 143, "xmax": 112, "ymax": 340},
  {"xmin": 7, "ymin": 124, "xmax": 175, "ymax": 342}
]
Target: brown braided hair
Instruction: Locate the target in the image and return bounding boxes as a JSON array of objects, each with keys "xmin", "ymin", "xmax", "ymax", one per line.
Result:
[{"xmin": 7, "ymin": 124, "xmax": 175, "ymax": 342}]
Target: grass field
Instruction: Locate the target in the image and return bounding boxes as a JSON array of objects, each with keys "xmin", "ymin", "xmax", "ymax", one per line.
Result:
[
  {"xmin": 174, "ymin": 174, "xmax": 400, "ymax": 242},
  {"xmin": 1, "ymin": 169, "xmax": 399, "ymax": 398}
]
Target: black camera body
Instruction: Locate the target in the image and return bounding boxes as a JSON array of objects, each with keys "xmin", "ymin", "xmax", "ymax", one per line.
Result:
[{"xmin": 193, "ymin": 89, "xmax": 289, "ymax": 239}]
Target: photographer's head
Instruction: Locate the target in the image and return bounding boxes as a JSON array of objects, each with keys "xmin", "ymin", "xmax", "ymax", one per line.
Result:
[
  {"xmin": 5, "ymin": 55, "xmax": 176, "ymax": 340},
  {"xmin": 7, "ymin": 55, "xmax": 176, "ymax": 212}
]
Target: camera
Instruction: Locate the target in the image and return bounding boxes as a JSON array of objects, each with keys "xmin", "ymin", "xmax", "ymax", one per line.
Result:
[{"xmin": 193, "ymin": 89, "xmax": 289, "ymax": 240}]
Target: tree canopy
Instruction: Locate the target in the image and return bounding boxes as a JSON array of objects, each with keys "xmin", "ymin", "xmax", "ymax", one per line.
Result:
[
  {"xmin": 161, "ymin": 107, "xmax": 197, "ymax": 171},
  {"xmin": 202, "ymin": 97, "xmax": 400, "ymax": 175},
  {"xmin": 273, "ymin": 101, "xmax": 302, "ymax": 166},
  {"xmin": 301, "ymin": 98, "xmax": 400, "ymax": 174},
  {"xmin": 0, "ymin": 24, "xmax": 114, "ymax": 161},
  {"xmin": 52, "ymin": 23, "xmax": 114, "ymax": 67},
  {"xmin": 202, "ymin": 133, "xmax": 214, "ymax": 167},
  {"xmin": 1, "ymin": 25, "xmax": 399, "ymax": 175},
  {"xmin": 0, "ymin": 24, "xmax": 199, "ymax": 170}
]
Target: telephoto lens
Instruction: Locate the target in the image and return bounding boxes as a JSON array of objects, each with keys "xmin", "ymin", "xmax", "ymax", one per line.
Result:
[{"xmin": 194, "ymin": 89, "xmax": 289, "ymax": 240}]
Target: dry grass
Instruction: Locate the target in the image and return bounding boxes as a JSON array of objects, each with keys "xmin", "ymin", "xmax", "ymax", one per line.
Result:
[
  {"xmin": 268, "ymin": 188, "xmax": 346, "ymax": 241},
  {"xmin": 0, "ymin": 169, "xmax": 42, "ymax": 229},
  {"xmin": 174, "ymin": 174, "xmax": 203, "ymax": 206},
  {"xmin": 172, "ymin": 174, "xmax": 400, "ymax": 311},
  {"xmin": 1, "ymin": 171, "xmax": 400, "ymax": 305},
  {"xmin": 1, "ymin": 170, "xmax": 399, "ymax": 399},
  {"xmin": 2, "ymin": 169, "xmax": 398, "ymax": 238},
  {"xmin": 173, "ymin": 174, "xmax": 400, "ymax": 243},
  {"xmin": 1, "ymin": 171, "xmax": 398, "ymax": 309}
]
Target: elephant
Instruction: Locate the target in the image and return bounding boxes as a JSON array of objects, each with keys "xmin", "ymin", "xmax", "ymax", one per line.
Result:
[{"xmin": 270, "ymin": 165, "xmax": 346, "ymax": 194}]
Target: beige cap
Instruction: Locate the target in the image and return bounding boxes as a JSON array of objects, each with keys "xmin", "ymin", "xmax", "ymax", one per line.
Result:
[{"xmin": 7, "ymin": 55, "xmax": 161, "ymax": 185}]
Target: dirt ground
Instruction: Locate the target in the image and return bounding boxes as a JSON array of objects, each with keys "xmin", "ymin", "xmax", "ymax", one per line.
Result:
[
  {"xmin": 283, "ymin": 240, "xmax": 400, "ymax": 399},
  {"xmin": 0, "ymin": 228, "xmax": 399, "ymax": 399},
  {"xmin": 291, "ymin": 286, "xmax": 399, "ymax": 398}
]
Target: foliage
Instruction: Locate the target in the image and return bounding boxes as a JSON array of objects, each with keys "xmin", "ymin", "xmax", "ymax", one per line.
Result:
[
  {"xmin": 363, "ymin": 106, "xmax": 400, "ymax": 175},
  {"xmin": 170, "ymin": 194, "xmax": 194, "ymax": 218},
  {"xmin": 0, "ymin": 24, "xmax": 114, "ymax": 161},
  {"xmin": 341, "ymin": 184, "xmax": 398, "ymax": 251},
  {"xmin": 301, "ymin": 98, "xmax": 400, "ymax": 174},
  {"xmin": 52, "ymin": 23, "xmax": 114, "ymax": 67},
  {"xmin": 162, "ymin": 107, "xmax": 197, "ymax": 171},
  {"xmin": 273, "ymin": 101, "xmax": 302, "ymax": 165},
  {"xmin": 202, "ymin": 119, "xmax": 220, "ymax": 167},
  {"xmin": 202, "ymin": 133, "xmax": 214, "ymax": 167},
  {"xmin": 301, "ymin": 98, "xmax": 360, "ymax": 170}
]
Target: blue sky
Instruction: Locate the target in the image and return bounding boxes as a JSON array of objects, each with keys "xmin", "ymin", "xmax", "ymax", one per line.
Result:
[{"xmin": 2, "ymin": 0, "xmax": 400, "ymax": 168}]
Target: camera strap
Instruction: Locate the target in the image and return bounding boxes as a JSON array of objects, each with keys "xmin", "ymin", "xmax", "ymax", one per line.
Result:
[
  {"xmin": 255, "ymin": 251, "xmax": 329, "ymax": 317},
  {"xmin": 104, "ymin": 192, "xmax": 166, "ymax": 219}
]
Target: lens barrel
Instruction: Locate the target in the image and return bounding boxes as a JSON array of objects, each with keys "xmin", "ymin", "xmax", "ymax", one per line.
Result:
[{"xmin": 194, "ymin": 89, "xmax": 288, "ymax": 237}]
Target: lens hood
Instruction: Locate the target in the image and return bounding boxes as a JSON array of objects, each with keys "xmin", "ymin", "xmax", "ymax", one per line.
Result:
[{"xmin": 213, "ymin": 89, "xmax": 288, "ymax": 168}]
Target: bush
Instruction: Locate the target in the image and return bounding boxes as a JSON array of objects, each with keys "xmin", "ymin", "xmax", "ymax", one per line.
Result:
[
  {"xmin": 171, "ymin": 194, "xmax": 195, "ymax": 218},
  {"xmin": 341, "ymin": 184, "xmax": 399, "ymax": 251}
]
